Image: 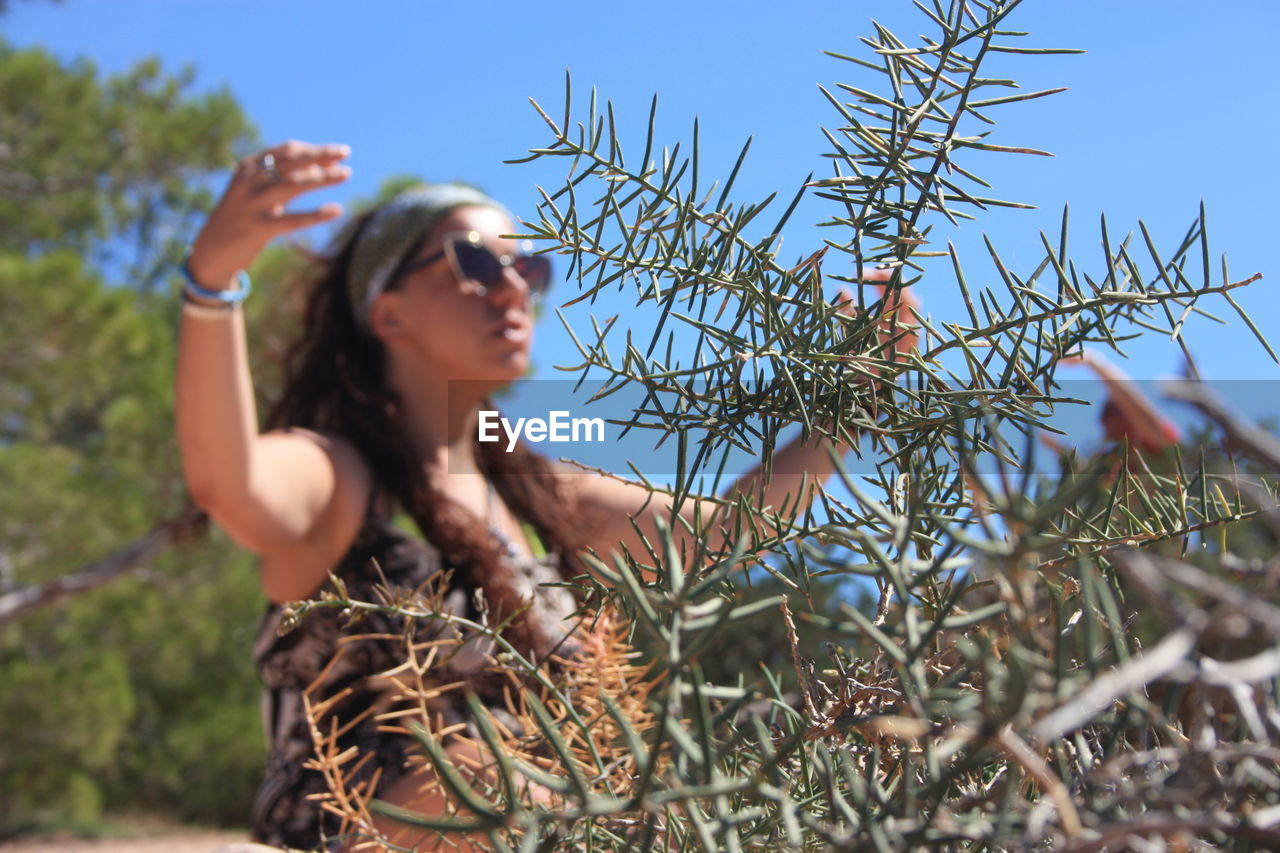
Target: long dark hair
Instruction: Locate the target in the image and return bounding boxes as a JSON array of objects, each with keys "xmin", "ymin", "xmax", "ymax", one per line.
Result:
[{"xmin": 264, "ymin": 207, "xmax": 586, "ymax": 660}]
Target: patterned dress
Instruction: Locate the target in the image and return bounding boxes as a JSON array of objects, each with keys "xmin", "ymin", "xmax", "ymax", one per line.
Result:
[{"xmin": 247, "ymin": 483, "xmax": 579, "ymax": 851}]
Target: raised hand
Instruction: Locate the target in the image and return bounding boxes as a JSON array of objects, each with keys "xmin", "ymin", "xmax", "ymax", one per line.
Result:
[
  {"xmin": 1062, "ymin": 348, "xmax": 1180, "ymax": 453},
  {"xmin": 187, "ymin": 140, "xmax": 352, "ymax": 289},
  {"xmin": 835, "ymin": 266, "xmax": 921, "ymax": 363}
]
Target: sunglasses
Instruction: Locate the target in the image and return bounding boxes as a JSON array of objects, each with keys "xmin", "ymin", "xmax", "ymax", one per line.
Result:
[{"xmin": 395, "ymin": 231, "xmax": 553, "ymax": 298}]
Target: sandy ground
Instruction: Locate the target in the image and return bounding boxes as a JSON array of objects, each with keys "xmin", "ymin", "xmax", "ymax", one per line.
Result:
[{"xmin": 0, "ymin": 830, "xmax": 251, "ymax": 852}]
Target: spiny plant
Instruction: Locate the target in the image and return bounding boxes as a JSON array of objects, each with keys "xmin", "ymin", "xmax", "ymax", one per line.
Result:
[{"xmin": 301, "ymin": 2, "xmax": 1279, "ymax": 850}]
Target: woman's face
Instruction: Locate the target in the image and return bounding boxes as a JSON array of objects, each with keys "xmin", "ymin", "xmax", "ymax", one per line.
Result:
[{"xmin": 373, "ymin": 205, "xmax": 535, "ymax": 386}]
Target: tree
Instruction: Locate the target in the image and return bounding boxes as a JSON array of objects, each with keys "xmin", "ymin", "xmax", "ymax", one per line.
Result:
[
  {"xmin": 308, "ymin": 2, "xmax": 1280, "ymax": 850},
  {"xmin": 0, "ymin": 40, "xmax": 266, "ymax": 829}
]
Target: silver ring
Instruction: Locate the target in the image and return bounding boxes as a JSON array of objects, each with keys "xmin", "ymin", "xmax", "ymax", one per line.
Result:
[{"xmin": 259, "ymin": 152, "xmax": 279, "ymax": 184}]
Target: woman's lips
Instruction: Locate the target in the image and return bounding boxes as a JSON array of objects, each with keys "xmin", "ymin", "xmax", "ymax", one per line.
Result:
[{"xmin": 496, "ymin": 319, "xmax": 530, "ymax": 342}]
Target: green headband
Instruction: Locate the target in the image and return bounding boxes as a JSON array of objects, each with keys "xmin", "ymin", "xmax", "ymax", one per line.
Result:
[{"xmin": 345, "ymin": 184, "xmax": 509, "ymax": 329}]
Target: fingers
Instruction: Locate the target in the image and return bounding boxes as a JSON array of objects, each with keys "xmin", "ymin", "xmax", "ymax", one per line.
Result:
[
  {"xmin": 845, "ymin": 266, "xmax": 910, "ymax": 326},
  {"xmin": 855, "ymin": 265, "xmax": 894, "ymax": 283},
  {"xmin": 239, "ymin": 140, "xmax": 350, "ymax": 174},
  {"xmin": 845, "ymin": 280, "xmax": 918, "ymax": 357},
  {"xmin": 235, "ymin": 141, "xmax": 351, "ymax": 198},
  {"xmin": 260, "ymin": 161, "xmax": 352, "ymax": 204},
  {"xmin": 833, "ymin": 282, "xmax": 918, "ymax": 319},
  {"xmin": 266, "ymin": 202, "xmax": 344, "ymax": 234},
  {"xmin": 258, "ymin": 141, "xmax": 351, "ymax": 186},
  {"xmin": 834, "ymin": 286, "xmax": 858, "ymax": 317},
  {"xmin": 237, "ymin": 141, "xmax": 351, "ymax": 235},
  {"xmin": 192, "ymin": 141, "xmax": 350, "ymax": 278},
  {"xmin": 1059, "ymin": 348, "xmax": 1103, "ymax": 370},
  {"xmin": 270, "ymin": 139, "xmax": 351, "ymax": 163},
  {"xmin": 888, "ymin": 284, "xmax": 921, "ymax": 313}
]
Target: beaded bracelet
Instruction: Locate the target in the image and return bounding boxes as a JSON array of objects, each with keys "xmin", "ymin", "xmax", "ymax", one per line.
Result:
[
  {"xmin": 181, "ymin": 300, "xmax": 240, "ymax": 320},
  {"xmin": 180, "ymin": 252, "xmax": 252, "ymax": 306}
]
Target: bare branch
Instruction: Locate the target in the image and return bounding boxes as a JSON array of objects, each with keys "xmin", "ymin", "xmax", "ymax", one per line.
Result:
[{"xmin": 0, "ymin": 503, "xmax": 208, "ymax": 627}]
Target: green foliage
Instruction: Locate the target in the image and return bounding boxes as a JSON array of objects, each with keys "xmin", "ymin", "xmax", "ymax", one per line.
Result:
[
  {"xmin": 634, "ymin": 565, "xmax": 872, "ymax": 694},
  {"xmin": 0, "ymin": 40, "xmax": 267, "ymax": 830},
  {"xmin": 0, "ymin": 624, "xmax": 134, "ymax": 825},
  {"xmin": 0, "ymin": 39, "xmax": 255, "ymax": 287},
  {"xmin": 103, "ymin": 545, "xmax": 264, "ymax": 823}
]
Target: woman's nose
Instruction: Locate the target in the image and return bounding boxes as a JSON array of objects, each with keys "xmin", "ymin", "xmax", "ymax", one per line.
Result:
[{"xmin": 487, "ymin": 264, "xmax": 532, "ymax": 307}]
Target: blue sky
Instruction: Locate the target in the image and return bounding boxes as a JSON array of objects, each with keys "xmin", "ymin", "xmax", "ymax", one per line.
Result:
[{"xmin": 9, "ymin": 0, "xmax": 1280, "ymax": 448}]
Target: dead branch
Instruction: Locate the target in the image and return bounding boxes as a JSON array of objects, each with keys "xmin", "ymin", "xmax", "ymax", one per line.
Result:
[
  {"xmin": 1163, "ymin": 378, "xmax": 1280, "ymax": 471},
  {"xmin": 0, "ymin": 502, "xmax": 208, "ymax": 627}
]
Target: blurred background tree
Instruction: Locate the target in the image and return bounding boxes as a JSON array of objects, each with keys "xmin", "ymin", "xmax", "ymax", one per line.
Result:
[{"xmin": 0, "ymin": 38, "xmax": 271, "ymax": 831}]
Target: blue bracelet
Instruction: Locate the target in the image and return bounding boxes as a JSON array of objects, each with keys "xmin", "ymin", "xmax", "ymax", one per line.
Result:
[{"xmin": 180, "ymin": 253, "xmax": 252, "ymax": 306}]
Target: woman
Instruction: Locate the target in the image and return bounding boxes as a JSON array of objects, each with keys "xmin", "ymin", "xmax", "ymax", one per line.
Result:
[{"xmin": 177, "ymin": 141, "xmax": 908, "ymax": 850}]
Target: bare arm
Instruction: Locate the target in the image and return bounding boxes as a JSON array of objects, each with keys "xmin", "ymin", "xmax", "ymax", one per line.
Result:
[
  {"xmin": 565, "ymin": 269, "xmax": 921, "ymax": 574},
  {"xmin": 562, "ymin": 431, "xmax": 843, "ymax": 582},
  {"xmin": 175, "ymin": 141, "xmax": 357, "ymax": 587}
]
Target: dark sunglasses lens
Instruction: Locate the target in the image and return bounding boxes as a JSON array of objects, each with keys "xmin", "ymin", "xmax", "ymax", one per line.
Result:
[
  {"xmin": 452, "ymin": 238, "xmax": 552, "ymax": 296},
  {"xmin": 453, "ymin": 240, "xmax": 503, "ymax": 286},
  {"xmin": 514, "ymin": 256, "xmax": 552, "ymax": 294}
]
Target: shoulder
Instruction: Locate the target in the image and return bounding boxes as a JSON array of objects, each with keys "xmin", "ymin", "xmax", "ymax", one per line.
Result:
[
  {"xmin": 290, "ymin": 427, "xmax": 371, "ymax": 477},
  {"xmin": 257, "ymin": 428, "xmax": 378, "ymax": 603},
  {"xmin": 260, "ymin": 426, "xmax": 375, "ymax": 517}
]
